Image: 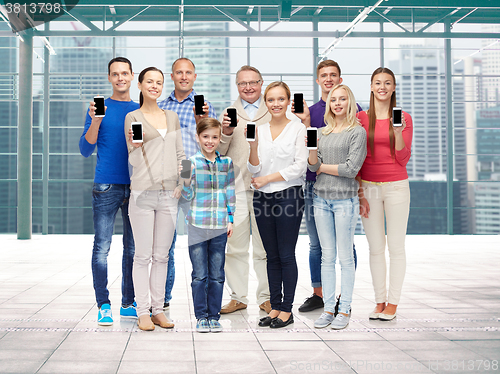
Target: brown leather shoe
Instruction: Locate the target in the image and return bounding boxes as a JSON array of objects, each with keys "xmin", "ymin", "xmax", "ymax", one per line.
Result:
[
  {"xmin": 259, "ymin": 300, "xmax": 272, "ymax": 314},
  {"xmin": 151, "ymin": 313, "xmax": 175, "ymax": 329},
  {"xmin": 220, "ymin": 300, "xmax": 247, "ymax": 314},
  {"xmin": 137, "ymin": 315, "xmax": 155, "ymax": 331}
]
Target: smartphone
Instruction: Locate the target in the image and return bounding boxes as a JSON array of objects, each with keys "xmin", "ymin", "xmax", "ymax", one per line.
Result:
[
  {"xmin": 307, "ymin": 127, "xmax": 318, "ymax": 150},
  {"xmin": 94, "ymin": 96, "xmax": 105, "ymax": 117},
  {"xmin": 294, "ymin": 93, "xmax": 304, "ymax": 114},
  {"xmin": 131, "ymin": 122, "xmax": 143, "ymax": 143},
  {"xmin": 227, "ymin": 108, "xmax": 237, "ymax": 127},
  {"xmin": 246, "ymin": 122, "xmax": 256, "ymax": 142},
  {"xmin": 181, "ymin": 159, "xmax": 192, "ymax": 179},
  {"xmin": 392, "ymin": 107, "xmax": 402, "ymax": 127},
  {"xmin": 194, "ymin": 94, "xmax": 205, "ymax": 115}
]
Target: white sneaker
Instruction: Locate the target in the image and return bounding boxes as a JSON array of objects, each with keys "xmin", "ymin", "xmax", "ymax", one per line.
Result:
[
  {"xmin": 331, "ymin": 313, "xmax": 350, "ymax": 330},
  {"xmin": 314, "ymin": 312, "xmax": 334, "ymax": 328}
]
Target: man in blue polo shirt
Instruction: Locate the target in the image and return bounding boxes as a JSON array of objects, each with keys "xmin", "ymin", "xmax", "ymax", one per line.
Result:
[
  {"xmin": 79, "ymin": 57, "xmax": 139, "ymax": 325},
  {"xmin": 299, "ymin": 59, "xmax": 362, "ymax": 313},
  {"xmin": 158, "ymin": 57, "xmax": 217, "ymax": 309}
]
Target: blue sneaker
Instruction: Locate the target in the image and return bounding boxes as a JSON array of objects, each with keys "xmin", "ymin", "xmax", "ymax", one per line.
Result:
[
  {"xmin": 120, "ymin": 302, "xmax": 138, "ymax": 319},
  {"xmin": 209, "ymin": 319, "xmax": 223, "ymax": 333},
  {"xmin": 98, "ymin": 304, "xmax": 113, "ymax": 326},
  {"xmin": 196, "ymin": 318, "xmax": 210, "ymax": 333}
]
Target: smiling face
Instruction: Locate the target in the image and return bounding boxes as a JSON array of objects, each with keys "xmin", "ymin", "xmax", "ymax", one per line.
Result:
[
  {"xmin": 171, "ymin": 59, "xmax": 197, "ymax": 95},
  {"xmin": 316, "ymin": 66, "xmax": 343, "ymax": 97},
  {"xmin": 264, "ymin": 86, "xmax": 290, "ymax": 120},
  {"xmin": 329, "ymin": 87, "xmax": 349, "ymax": 122},
  {"xmin": 196, "ymin": 127, "xmax": 221, "ymax": 157},
  {"xmin": 236, "ymin": 70, "xmax": 263, "ymax": 104},
  {"xmin": 138, "ymin": 70, "xmax": 164, "ymax": 101},
  {"xmin": 371, "ymin": 72, "xmax": 396, "ymax": 102},
  {"xmin": 108, "ymin": 61, "xmax": 134, "ymax": 95}
]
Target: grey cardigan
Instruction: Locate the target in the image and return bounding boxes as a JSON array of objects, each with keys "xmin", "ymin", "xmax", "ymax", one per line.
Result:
[{"xmin": 308, "ymin": 125, "xmax": 367, "ymax": 200}]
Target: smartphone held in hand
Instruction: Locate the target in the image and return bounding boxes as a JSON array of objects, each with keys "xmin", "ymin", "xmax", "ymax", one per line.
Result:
[
  {"xmin": 181, "ymin": 159, "xmax": 192, "ymax": 179},
  {"xmin": 227, "ymin": 108, "xmax": 237, "ymax": 127},
  {"xmin": 307, "ymin": 127, "xmax": 318, "ymax": 150},
  {"xmin": 131, "ymin": 122, "xmax": 143, "ymax": 143},
  {"xmin": 246, "ymin": 122, "xmax": 256, "ymax": 142},
  {"xmin": 294, "ymin": 93, "xmax": 304, "ymax": 113},
  {"xmin": 194, "ymin": 95, "xmax": 205, "ymax": 115},
  {"xmin": 94, "ymin": 96, "xmax": 105, "ymax": 117},
  {"xmin": 392, "ymin": 107, "xmax": 402, "ymax": 127}
]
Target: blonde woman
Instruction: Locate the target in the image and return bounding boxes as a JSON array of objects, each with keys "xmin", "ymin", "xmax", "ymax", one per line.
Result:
[{"xmin": 308, "ymin": 84, "xmax": 366, "ymax": 330}]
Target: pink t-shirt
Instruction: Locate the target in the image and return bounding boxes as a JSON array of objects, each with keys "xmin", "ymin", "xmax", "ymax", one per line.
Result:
[{"xmin": 357, "ymin": 110, "xmax": 413, "ymax": 182}]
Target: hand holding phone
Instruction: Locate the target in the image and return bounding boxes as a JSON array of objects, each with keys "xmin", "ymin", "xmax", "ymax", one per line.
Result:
[
  {"xmin": 294, "ymin": 93, "xmax": 304, "ymax": 114},
  {"xmin": 392, "ymin": 107, "xmax": 402, "ymax": 127},
  {"xmin": 194, "ymin": 95, "xmax": 205, "ymax": 115},
  {"xmin": 131, "ymin": 122, "xmax": 143, "ymax": 143},
  {"xmin": 246, "ymin": 122, "xmax": 256, "ymax": 142},
  {"xmin": 307, "ymin": 128, "xmax": 318, "ymax": 150},
  {"xmin": 94, "ymin": 96, "xmax": 105, "ymax": 117}
]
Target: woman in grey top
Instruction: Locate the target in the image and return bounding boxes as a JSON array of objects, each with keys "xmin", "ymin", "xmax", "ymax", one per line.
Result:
[{"xmin": 308, "ymin": 84, "xmax": 367, "ymax": 330}]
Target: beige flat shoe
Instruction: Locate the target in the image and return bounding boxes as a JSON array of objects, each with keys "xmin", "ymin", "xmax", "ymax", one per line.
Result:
[
  {"xmin": 137, "ymin": 315, "xmax": 155, "ymax": 331},
  {"xmin": 379, "ymin": 312, "xmax": 397, "ymax": 321},
  {"xmin": 151, "ymin": 313, "xmax": 175, "ymax": 329}
]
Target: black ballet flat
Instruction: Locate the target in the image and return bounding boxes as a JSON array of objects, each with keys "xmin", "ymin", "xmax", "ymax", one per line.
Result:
[
  {"xmin": 270, "ymin": 313, "xmax": 294, "ymax": 329},
  {"xmin": 258, "ymin": 316, "xmax": 277, "ymax": 327}
]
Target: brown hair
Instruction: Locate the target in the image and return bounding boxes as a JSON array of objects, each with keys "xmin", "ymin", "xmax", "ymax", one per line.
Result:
[
  {"xmin": 196, "ymin": 117, "xmax": 221, "ymax": 136},
  {"xmin": 263, "ymin": 81, "xmax": 291, "ymax": 101},
  {"xmin": 171, "ymin": 58, "xmax": 195, "ymax": 73},
  {"xmin": 235, "ymin": 65, "xmax": 263, "ymax": 84},
  {"xmin": 368, "ymin": 67, "xmax": 397, "ymax": 159},
  {"xmin": 316, "ymin": 59, "xmax": 341, "ymax": 78}
]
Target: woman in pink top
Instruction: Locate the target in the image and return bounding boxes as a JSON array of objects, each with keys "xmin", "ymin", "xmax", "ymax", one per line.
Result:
[{"xmin": 356, "ymin": 67, "xmax": 413, "ymax": 321}]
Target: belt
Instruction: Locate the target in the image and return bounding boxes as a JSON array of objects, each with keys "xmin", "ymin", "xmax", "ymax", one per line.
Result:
[{"xmin": 361, "ymin": 179, "xmax": 388, "ymax": 186}]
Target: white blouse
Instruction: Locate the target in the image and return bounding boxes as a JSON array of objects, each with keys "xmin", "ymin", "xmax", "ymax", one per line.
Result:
[{"xmin": 247, "ymin": 119, "xmax": 308, "ymax": 193}]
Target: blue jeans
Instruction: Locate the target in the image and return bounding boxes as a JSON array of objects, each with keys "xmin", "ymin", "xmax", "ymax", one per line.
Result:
[
  {"xmin": 305, "ymin": 182, "xmax": 358, "ymax": 289},
  {"xmin": 253, "ymin": 186, "xmax": 304, "ymax": 313},
  {"xmin": 188, "ymin": 225, "xmax": 227, "ymax": 320},
  {"xmin": 91, "ymin": 183, "xmax": 135, "ymax": 308},
  {"xmin": 164, "ymin": 196, "xmax": 190, "ymax": 304},
  {"xmin": 313, "ymin": 195, "xmax": 358, "ymax": 315}
]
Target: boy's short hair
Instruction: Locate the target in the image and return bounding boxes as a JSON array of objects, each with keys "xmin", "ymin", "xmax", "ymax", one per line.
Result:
[
  {"xmin": 316, "ymin": 59, "xmax": 341, "ymax": 78},
  {"xmin": 108, "ymin": 57, "xmax": 133, "ymax": 75},
  {"xmin": 196, "ymin": 117, "xmax": 221, "ymax": 136}
]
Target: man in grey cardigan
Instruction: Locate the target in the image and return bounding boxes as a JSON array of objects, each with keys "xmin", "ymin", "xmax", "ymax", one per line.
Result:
[{"xmin": 217, "ymin": 65, "xmax": 271, "ymax": 314}]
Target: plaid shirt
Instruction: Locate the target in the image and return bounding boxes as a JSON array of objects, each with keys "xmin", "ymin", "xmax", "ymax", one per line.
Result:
[
  {"xmin": 158, "ymin": 90, "xmax": 217, "ymax": 158},
  {"xmin": 182, "ymin": 151, "xmax": 236, "ymax": 230}
]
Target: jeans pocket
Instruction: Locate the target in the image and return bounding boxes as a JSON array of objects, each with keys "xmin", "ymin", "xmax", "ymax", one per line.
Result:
[{"xmin": 93, "ymin": 183, "xmax": 112, "ymax": 194}]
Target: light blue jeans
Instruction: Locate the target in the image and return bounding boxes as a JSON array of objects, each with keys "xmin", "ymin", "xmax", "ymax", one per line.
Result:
[{"xmin": 313, "ymin": 195, "xmax": 358, "ymax": 315}]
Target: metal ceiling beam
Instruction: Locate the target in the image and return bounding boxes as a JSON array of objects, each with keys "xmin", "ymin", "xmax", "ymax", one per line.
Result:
[
  {"xmin": 373, "ymin": 9, "xmax": 409, "ymax": 33},
  {"xmin": 417, "ymin": 7, "xmax": 461, "ymax": 33},
  {"xmin": 213, "ymin": 6, "xmax": 255, "ymax": 31},
  {"xmin": 107, "ymin": 6, "xmax": 150, "ymax": 31},
  {"xmin": 63, "ymin": 7, "xmax": 101, "ymax": 32}
]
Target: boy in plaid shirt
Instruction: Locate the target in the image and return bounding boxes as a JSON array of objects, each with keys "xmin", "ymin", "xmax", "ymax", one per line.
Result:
[{"xmin": 181, "ymin": 118, "xmax": 236, "ymax": 333}]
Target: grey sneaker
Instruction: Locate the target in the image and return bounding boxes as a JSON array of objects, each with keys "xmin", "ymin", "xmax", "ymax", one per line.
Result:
[
  {"xmin": 314, "ymin": 312, "xmax": 334, "ymax": 328},
  {"xmin": 331, "ymin": 313, "xmax": 350, "ymax": 330}
]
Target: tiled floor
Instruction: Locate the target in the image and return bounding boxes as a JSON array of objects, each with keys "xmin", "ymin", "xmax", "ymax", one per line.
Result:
[{"xmin": 0, "ymin": 234, "xmax": 499, "ymax": 374}]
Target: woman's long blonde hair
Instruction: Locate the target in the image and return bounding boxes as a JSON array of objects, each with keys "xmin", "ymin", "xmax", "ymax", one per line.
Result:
[{"xmin": 322, "ymin": 84, "xmax": 359, "ymax": 135}]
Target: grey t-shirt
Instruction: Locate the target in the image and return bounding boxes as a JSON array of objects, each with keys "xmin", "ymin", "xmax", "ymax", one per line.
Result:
[{"xmin": 308, "ymin": 125, "xmax": 367, "ymax": 200}]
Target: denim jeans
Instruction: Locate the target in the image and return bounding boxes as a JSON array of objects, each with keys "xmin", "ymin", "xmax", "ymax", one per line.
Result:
[
  {"xmin": 91, "ymin": 183, "xmax": 135, "ymax": 308},
  {"xmin": 188, "ymin": 225, "xmax": 227, "ymax": 320},
  {"xmin": 313, "ymin": 195, "xmax": 358, "ymax": 315},
  {"xmin": 253, "ymin": 186, "xmax": 304, "ymax": 313},
  {"xmin": 305, "ymin": 182, "xmax": 358, "ymax": 289},
  {"xmin": 164, "ymin": 196, "xmax": 190, "ymax": 304}
]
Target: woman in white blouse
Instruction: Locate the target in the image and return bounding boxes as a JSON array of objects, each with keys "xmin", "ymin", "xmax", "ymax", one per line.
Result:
[{"xmin": 247, "ymin": 81, "xmax": 308, "ymax": 329}]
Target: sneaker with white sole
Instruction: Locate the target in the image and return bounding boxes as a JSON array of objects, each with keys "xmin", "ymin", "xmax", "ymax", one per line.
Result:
[
  {"xmin": 98, "ymin": 304, "xmax": 113, "ymax": 326},
  {"xmin": 209, "ymin": 319, "xmax": 223, "ymax": 333},
  {"xmin": 314, "ymin": 312, "xmax": 334, "ymax": 328},
  {"xmin": 120, "ymin": 302, "xmax": 138, "ymax": 319},
  {"xmin": 196, "ymin": 318, "xmax": 210, "ymax": 333},
  {"xmin": 331, "ymin": 313, "xmax": 350, "ymax": 330}
]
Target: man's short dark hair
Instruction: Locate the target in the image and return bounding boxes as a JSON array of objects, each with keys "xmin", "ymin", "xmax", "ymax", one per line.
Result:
[
  {"xmin": 316, "ymin": 59, "xmax": 341, "ymax": 78},
  {"xmin": 108, "ymin": 57, "xmax": 133, "ymax": 75}
]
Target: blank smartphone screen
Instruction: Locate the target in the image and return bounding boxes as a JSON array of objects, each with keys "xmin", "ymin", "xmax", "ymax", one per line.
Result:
[
  {"xmin": 181, "ymin": 160, "xmax": 191, "ymax": 179},
  {"xmin": 194, "ymin": 95, "xmax": 205, "ymax": 115},
  {"xmin": 393, "ymin": 108, "xmax": 402, "ymax": 126},
  {"xmin": 307, "ymin": 128, "xmax": 317, "ymax": 148},
  {"xmin": 131, "ymin": 123, "xmax": 143, "ymax": 142},
  {"xmin": 227, "ymin": 108, "xmax": 237, "ymax": 127},
  {"xmin": 294, "ymin": 93, "xmax": 304, "ymax": 113},
  {"xmin": 94, "ymin": 97, "xmax": 105, "ymax": 116},
  {"xmin": 246, "ymin": 123, "xmax": 256, "ymax": 140}
]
